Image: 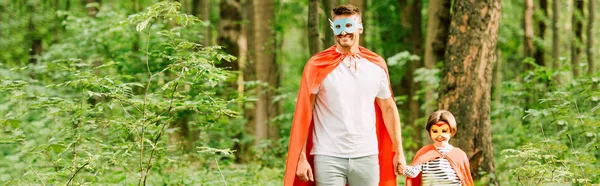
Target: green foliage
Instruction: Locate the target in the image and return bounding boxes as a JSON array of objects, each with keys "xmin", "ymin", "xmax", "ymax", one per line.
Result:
[
  {"xmin": 494, "ymin": 63, "xmax": 600, "ymax": 184},
  {"xmin": 0, "ymin": 1, "xmax": 245, "ymax": 184}
]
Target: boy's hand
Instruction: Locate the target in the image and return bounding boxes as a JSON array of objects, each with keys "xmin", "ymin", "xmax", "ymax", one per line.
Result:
[{"xmin": 396, "ymin": 164, "xmax": 406, "ymax": 175}]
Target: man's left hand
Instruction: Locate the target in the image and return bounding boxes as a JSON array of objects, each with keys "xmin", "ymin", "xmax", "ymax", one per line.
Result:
[{"xmin": 393, "ymin": 152, "xmax": 406, "ymax": 176}]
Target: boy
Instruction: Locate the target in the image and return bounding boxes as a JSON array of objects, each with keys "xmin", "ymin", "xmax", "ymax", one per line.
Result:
[{"xmin": 402, "ymin": 110, "xmax": 474, "ymax": 186}]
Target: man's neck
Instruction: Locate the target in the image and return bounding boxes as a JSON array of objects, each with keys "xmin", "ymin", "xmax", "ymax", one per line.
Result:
[{"xmin": 336, "ymin": 44, "xmax": 360, "ymax": 54}]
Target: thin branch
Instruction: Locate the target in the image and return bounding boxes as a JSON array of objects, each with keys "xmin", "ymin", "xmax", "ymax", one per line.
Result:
[
  {"xmin": 118, "ymin": 101, "xmax": 135, "ymax": 119},
  {"xmin": 545, "ymin": 102, "xmax": 560, "ymax": 182},
  {"xmin": 536, "ymin": 172, "xmax": 546, "ymax": 185},
  {"xmin": 215, "ymin": 158, "xmax": 228, "ymax": 186},
  {"xmin": 139, "ymin": 23, "xmax": 153, "ymax": 186},
  {"xmin": 66, "ymin": 162, "xmax": 89, "ymax": 186},
  {"xmin": 30, "ymin": 166, "xmax": 45, "ymax": 186},
  {"xmin": 143, "ymin": 77, "xmax": 180, "ymax": 185},
  {"xmin": 572, "ymin": 101, "xmax": 589, "ymax": 183}
]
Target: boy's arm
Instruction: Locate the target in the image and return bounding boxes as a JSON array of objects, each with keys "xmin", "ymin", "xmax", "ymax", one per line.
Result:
[{"xmin": 402, "ymin": 164, "xmax": 422, "ymax": 178}]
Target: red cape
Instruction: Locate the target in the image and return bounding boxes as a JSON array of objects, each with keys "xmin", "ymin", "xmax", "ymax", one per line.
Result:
[
  {"xmin": 284, "ymin": 46, "xmax": 397, "ymax": 186},
  {"xmin": 405, "ymin": 144, "xmax": 474, "ymax": 186}
]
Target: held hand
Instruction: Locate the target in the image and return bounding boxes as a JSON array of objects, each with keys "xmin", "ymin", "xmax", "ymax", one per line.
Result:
[
  {"xmin": 393, "ymin": 153, "xmax": 406, "ymax": 176},
  {"xmin": 396, "ymin": 164, "xmax": 406, "ymax": 176},
  {"xmin": 296, "ymin": 158, "xmax": 314, "ymax": 182}
]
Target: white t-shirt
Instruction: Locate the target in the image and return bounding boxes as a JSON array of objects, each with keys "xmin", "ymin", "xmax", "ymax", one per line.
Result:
[{"xmin": 310, "ymin": 53, "xmax": 392, "ymax": 158}]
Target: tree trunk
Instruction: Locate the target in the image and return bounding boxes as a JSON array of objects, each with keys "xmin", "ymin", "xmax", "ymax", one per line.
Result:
[
  {"xmin": 424, "ymin": 0, "xmax": 451, "ymax": 115},
  {"xmin": 587, "ymin": 0, "xmax": 595, "ymax": 75},
  {"xmin": 193, "ymin": 0, "xmax": 211, "ymax": 46},
  {"xmin": 405, "ymin": 0, "xmax": 423, "ymax": 152},
  {"xmin": 85, "ymin": 0, "xmax": 100, "ymax": 17},
  {"xmin": 53, "ymin": 0, "xmax": 61, "ymax": 44},
  {"xmin": 27, "ymin": 4, "xmax": 42, "ymax": 64},
  {"xmin": 524, "ymin": 0, "xmax": 535, "ymax": 58},
  {"xmin": 552, "ymin": 0, "xmax": 560, "ymax": 82},
  {"xmin": 322, "ymin": 0, "xmax": 339, "ymax": 47},
  {"xmin": 438, "ymin": 0, "xmax": 501, "ymax": 184},
  {"xmin": 250, "ymin": 0, "xmax": 279, "ymax": 142},
  {"xmin": 571, "ymin": 0, "xmax": 583, "ymax": 78},
  {"xmin": 234, "ymin": 0, "xmax": 253, "ymax": 163},
  {"xmin": 217, "ymin": 0, "xmax": 241, "ymax": 71},
  {"xmin": 308, "ymin": 0, "xmax": 322, "ymax": 56},
  {"xmin": 534, "ymin": 0, "xmax": 547, "ymax": 66}
]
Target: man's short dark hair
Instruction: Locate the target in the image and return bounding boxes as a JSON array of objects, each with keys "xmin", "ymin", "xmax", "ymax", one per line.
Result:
[{"xmin": 332, "ymin": 4, "xmax": 361, "ymax": 18}]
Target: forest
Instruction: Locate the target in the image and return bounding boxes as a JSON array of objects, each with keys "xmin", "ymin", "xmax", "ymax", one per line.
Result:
[{"xmin": 0, "ymin": 0, "xmax": 598, "ymax": 185}]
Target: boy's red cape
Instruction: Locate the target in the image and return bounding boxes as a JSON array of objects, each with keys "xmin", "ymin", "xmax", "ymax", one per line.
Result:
[
  {"xmin": 405, "ymin": 144, "xmax": 474, "ymax": 186},
  {"xmin": 283, "ymin": 46, "xmax": 397, "ymax": 186}
]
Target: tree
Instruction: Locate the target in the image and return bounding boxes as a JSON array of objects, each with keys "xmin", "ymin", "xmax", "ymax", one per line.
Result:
[
  {"xmin": 524, "ymin": 0, "xmax": 535, "ymax": 58},
  {"xmin": 424, "ymin": 0, "xmax": 451, "ymax": 115},
  {"xmin": 587, "ymin": 0, "xmax": 595, "ymax": 75},
  {"xmin": 192, "ymin": 0, "xmax": 211, "ymax": 46},
  {"xmin": 322, "ymin": 0, "xmax": 340, "ymax": 47},
  {"xmin": 406, "ymin": 0, "xmax": 423, "ymax": 151},
  {"xmin": 249, "ymin": 0, "xmax": 279, "ymax": 141},
  {"xmin": 218, "ymin": 0, "xmax": 241, "ymax": 71},
  {"xmin": 393, "ymin": 0, "xmax": 424, "ymax": 151},
  {"xmin": 85, "ymin": 0, "xmax": 100, "ymax": 17},
  {"xmin": 308, "ymin": 0, "xmax": 321, "ymax": 56},
  {"xmin": 27, "ymin": 3, "xmax": 42, "ymax": 65},
  {"xmin": 571, "ymin": 0, "xmax": 583, "ymax": 78},
  {"xmin": 438, "ymin": 0, "xmax": 501, "ymax": 184},
  {"xmin": 552, "ymin": 0, "xmax": 560, "ymax": 72},
  {"xmin": 534, "ymin": 0, "xmax": 547, "ymax": 66}
]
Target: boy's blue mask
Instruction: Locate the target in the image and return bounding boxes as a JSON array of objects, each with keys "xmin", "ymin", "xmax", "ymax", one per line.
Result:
[{"xmin": 329, "ymin": 17, "xmax": 363, "ymax": 35}]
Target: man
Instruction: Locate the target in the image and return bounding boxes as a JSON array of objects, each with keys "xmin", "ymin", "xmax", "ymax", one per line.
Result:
[{"xmin": 284, "ymin": 4, "xmax": 406, "ymax": 186}]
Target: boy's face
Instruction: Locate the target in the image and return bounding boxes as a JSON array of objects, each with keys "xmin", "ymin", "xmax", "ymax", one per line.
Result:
[{"xmin": 430, "ymin": 121, "xmax": 452, "ymax": 146}]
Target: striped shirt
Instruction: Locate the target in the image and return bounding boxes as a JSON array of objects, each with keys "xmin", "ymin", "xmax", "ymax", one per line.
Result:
[{"xmin": 405, "ymin": 146, "xmax": 461, "ymax": 186}]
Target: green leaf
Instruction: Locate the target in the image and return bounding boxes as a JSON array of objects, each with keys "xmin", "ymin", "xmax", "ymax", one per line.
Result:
[{"xmin": 6, "ymin": 119, "xmax": 20, "ymax": 128}]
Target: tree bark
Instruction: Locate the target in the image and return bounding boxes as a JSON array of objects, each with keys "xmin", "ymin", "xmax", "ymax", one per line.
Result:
[
  {"xmin": 587, "ymin": 0, "xmax": 595, "ymax": 75},
  {"xmin": 524, "ymin": 0, "xmax": 535, "ymax": 58},
  {"xmin": 534, "ymin": 0, "xmax": 547, "ymax": 66},
  {"xmin": 250, "ymin": 0, "xmax": 279, "ymax": 142},
  {"xmin": 552, "ymin": 0, "xmax": 560, "ymax": 82},
  {"xmin": 308, "ymin": 0, "xmax": 322, "ymax": 56},
  {"xmin": 233, "ymin": 0, "xmax": 252, "ymax": 163},
  {"xmin": 193, "ymin": 0, "xmax": 211, "ymax": 46},
  {"xmin": 217, "ymin": 0, "xmax": 241, "ymax": 71},
  {"xmin": 322, "ymin": 0, "xmax": 339, "ymax": 47},
  {"xmin": 27, "ymin": 4, "xmax": 42, "ymax": 64},
  {"xmin": 571, "ymin": 0, "xmax": 583, "ymax": 78},
  {"xmin": 424, "ymin": 0, "xmax": 451, "ymax": 115},
  {"xmin": 406, "ymin": 0, "xmax": 423, "ymax": 152},
  {"xmin": 85, "ymin": 0, "xmax": 100, "ymax": 18},
  {"xmin": 438, "ymin": 0, "xmax": 501, "ymax": 184}
]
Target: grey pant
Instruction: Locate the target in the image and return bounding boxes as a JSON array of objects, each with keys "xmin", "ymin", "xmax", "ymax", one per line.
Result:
[{"xmin": 313, "ymin": 155, "xmax": 380, "ymax": 186}]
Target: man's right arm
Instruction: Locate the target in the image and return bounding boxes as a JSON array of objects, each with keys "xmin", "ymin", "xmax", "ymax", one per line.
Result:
[{"xmin": 296, "ymin": 93, "xmax": 317, "ymax": 182}]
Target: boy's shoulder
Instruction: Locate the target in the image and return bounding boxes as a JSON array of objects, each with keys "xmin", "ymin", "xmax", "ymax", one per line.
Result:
[
  {"xmin": 450, "ymin": 146, "xmax": 467, "ymax": 155},
  {"xmin": 447, "ymin": 146, "xmax": 470, "ymax": 163}
]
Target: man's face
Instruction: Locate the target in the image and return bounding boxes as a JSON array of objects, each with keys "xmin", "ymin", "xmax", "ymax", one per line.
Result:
[
  {"xmin": 332, "ymin": 14, "xmax": 361, "ymax": 47},
  {"xmin": 429, "ymin": 121, "xmax": 452, "ymax": 146}
]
